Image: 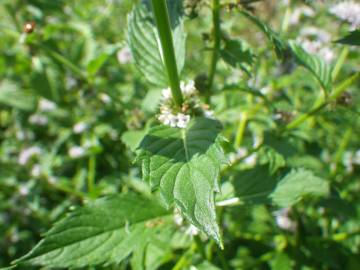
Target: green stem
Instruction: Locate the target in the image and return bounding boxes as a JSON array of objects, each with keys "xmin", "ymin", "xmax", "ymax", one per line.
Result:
[
  {"xmin": 87, "ymin": 154, "xmax": 96, "ymax": 196},
  {"xmin": 332, "ymin": 46, "xmax": 349, "ymax": 82},
  {"xmin": 234, "ymin": 112, "xmax": 248, "ymax": 148},
  {"xmin": 331, "ymin": 128, "xmax": 352, "ymax": 176},
  {"xmin": 151, "ymin": 0, "xmax": 183, "ymax": 107},
  {"xmin": 207, "ymin": 0, "xmax": 221, "ymax": 103},
  {"xmin": 285, "ymin": 72, "xmax": 360, "ymax": 130}
]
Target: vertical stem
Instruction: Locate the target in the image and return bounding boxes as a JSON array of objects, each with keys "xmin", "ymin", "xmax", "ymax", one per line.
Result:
[
  {"xmin": 151, "ymin": 0, "xmax": 183, "ymax": 107},
  {"xmin": 332, "ymin": 46, "xmax": 349, "ymax": 82},
  {"xmin": 87, "ymin": 155, "xmax": 96, "ymax": 196},
  {"xmin": 234, "ymin": 112, "xmax": 248, "ymax": 148},
  {"xmin": 207, "ymin": 0, "xmax": 221, "ymax": 103}
]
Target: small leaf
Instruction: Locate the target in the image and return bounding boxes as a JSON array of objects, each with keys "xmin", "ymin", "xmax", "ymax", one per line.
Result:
[
  {"xmin": 220, "ymin": 38, "xmax": 255, "ymax": 76},
  {"xmin": 271, "ymin": 168, "xmax": 330, "ymax": 208},
  {"xmin": 289, "ymin": 41, "xmax": 333, "ymax": 91},
  {"xmin": 239, "ymin": 10, "xmax": 288, "ymax": 59},
  {"xmin": 137, "ymin": 117, "xmax": 227, "ymax": 246},
  {"xmin": 127, "ymin": 0, "xmax": 186, "ymax": 87},
  {"xmin": 259, "ymin": 146, "xmax": 286, "ymax": 174},
  {"xmin": 14, "ymin": 193, "xmax": 170, "ymax": 268},
  {"xmin": 335, "ymin": 29, "xmax": 360, "ymax": 46}
]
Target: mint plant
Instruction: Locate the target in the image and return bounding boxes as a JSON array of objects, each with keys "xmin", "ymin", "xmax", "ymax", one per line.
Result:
[{"xmin": 2, "ymin": 0, "xmax": 360, "ymax": 269}]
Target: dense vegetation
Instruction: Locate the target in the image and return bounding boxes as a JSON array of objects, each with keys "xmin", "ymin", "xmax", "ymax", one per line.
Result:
[{"xmin": 0, "ymin": 0, "xmax": 359, "ymax": 269}]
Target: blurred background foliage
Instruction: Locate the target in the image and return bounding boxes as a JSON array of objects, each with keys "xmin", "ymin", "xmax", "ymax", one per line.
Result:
[{"xmin": 0, "ymin": 0, "xmax": 359, "ymax": 269}]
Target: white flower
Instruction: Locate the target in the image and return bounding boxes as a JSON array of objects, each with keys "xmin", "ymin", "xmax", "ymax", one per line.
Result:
[
  {"xmin": 274, "ymin": 208, "xmax": 296, "ymax": 231},
  {"xmin": 185, "ymin": 224, "xmax": 200, "ymax": 236},
  {"xmin": 19, "ymin": 185, "xmax": 30, "ymax": 196},
  {"xmin": 68, "ymin": 146, "xmax": 86, "ymax": 158},
  {"xmin": 161, "ymin": 87, "xmax": 172, "ymax": 101},
  {"xmin": 29, "ymin": 114, "xmax": 48, "ymax": 126},
  {"xmin": 297, "ymin": 27, "xmax": 335, "ymax": 63},
  {"xmin": 158, "ymin": 108, "xmax": 191, "ymax": 129},
  {"xmin": 176, "ymin": 113, "xmax": 190, "ymax": 129},
  {"xmin": 73, "ymin": 122, "xmax": 88, "ymax": 134},
  {"xmin": 330, "ymin": 1, "xmax": 360, "ymax": 30},
  {"xmin": 39, "ymin": 98, "xmax": 57, "ymax": 112},
  {"xmin": 18, "ymin": 146, "xmax": 42, "ymax": 165},
  {"xmin": 173, "ymin": 209, "xmax": 184, "ymax": 226},
  {"xmin": 31, "ymin": 164, "xmax": 42, "ymax": 178},
  {"xmin": 204, "ymin": 109, "xmax": 215, "ymax": 119},
  {"xmin": 289, "ymin": 6, "xmax": 315, "ymax": 26},
  {"xmin": 99, "ymin": 93, "xmax": 111, "ymax": 104},
  {"xmin": 244, "ymin": 153, "xmax": 257, "ymax": 166},
  {"xmin": 180, "ymin": 80, "xmax": 196, "ymax": 96},
  {"xmin": 117, "ymin": 47, "xmax": 132, "ymax": 64},
  {"xmin": 354, "ymin": 150, "xmax": 360, "ymax": 165}
]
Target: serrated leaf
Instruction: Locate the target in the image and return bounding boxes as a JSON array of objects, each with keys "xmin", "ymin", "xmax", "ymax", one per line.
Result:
[
  {"xmin": 289, "ymin": 41, "xmax": 332, "ymax": 91},
  {"xmin": 335, "ymin": 29, "xmax": 360, "ymax": 46},
  {"xmin": 137, "ymin": 117, "xmax": 226, "ymax": 246},
  {"xmin": 239, "ymin": 10, "xmax": 288, "ymax": 59},
  {"xmin": 259, "ymin": 146, "xmax": 286, "ymax": 174},
  {"xmin": 271, "ymin": 168, "xmax": 330, "ymax": 208},
  {"xmin": 14, "ymin": 193, "xmax": 170, "ymax": 268},
  {"xmin": 220, "ymin": 38, "xmax": 255, "ymax": 76},
  {"xmin": 0, "ymin": 80, "xmax": 36, "ymax": 111},
  {"xmin": 128, "ymin": 0, "xmax": 186, "ymax": 87}
]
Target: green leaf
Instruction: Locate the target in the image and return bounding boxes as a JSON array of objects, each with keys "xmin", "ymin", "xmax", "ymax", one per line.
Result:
[
  {"xmin": 14, "ymin": 193, "xmax": 170, "ymax": 268},
  {"xmin": 335, "ymin": 29, "xmax": 360, "ymax": 46},
  {"xmin": 289, "ymin": 41, "xmax": 332, "ymax": 91},
  {"xmin": 259, "ymin": 146, "xmax": 286, "ymax": 174},
  {"xmin": 239, "ymin": 10, "xmax": 288, "ymax": 58},
  {"xmin": 136, "ymin": 117, "xmax": 227, "ymax": 246},
  {"xmin": 127, "ymin": 0, "xmax": 186, "ymax": 87},
  {"xmin": 271, "ymin": 168, "xmax": 330, "ymax": 208},
  {"xmin": 220, "ymin": 38, "xmax": 255, "ymax": 76},
  {"xmin": 0, "ymin": 80, "xmax": 36, "ymax": 111}
]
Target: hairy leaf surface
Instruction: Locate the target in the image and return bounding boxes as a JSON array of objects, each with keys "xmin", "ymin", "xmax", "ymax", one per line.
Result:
[
  {"xmin": 137, "ymin": 117, "xmax": 227, "ymax": 246},
  {"xmin": 15, "ymin": 193, "xmax": 170, "ymax": 268},
  {"xmin": 128, "ymin": 0, "xmax": 186, "ymax": 87}
]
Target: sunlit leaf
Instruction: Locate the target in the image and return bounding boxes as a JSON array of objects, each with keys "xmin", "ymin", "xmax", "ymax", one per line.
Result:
[{"xmin": 137, "ymin": 117, "xmax": 227, "ymax": 246}]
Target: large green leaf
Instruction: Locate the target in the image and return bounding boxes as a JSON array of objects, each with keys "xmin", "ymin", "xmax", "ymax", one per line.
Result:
[
  {"xmin": 14, "ymin": 193, "xmax": 170, "ymax": 268},
  {"xmin": 289, "ymin": 41, "xmax": 332, "ymax": 91},
  {"xmin": 136, "ymin": 117, "xmax": 227, "ymax": 246},
  {"xmin": 128, "ymin": 0, "xmax": 186, "ymax": 87},
  {"xmin": 271, "ymin": 168, "xmax": 330, "ymax": 208}
]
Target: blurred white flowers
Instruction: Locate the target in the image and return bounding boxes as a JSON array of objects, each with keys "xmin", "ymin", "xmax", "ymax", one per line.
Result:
[
  {"xmin": 330, "ymin": 1, "xmax": 360, "ymax": 30},
  {"xmin": 39, "ymin": 98, "xmax": 57, "ymax": 112},
  {"xmin": 117, "ymin": 46, "xmax": 133, "ymax": 64},
  {"xmin": 18, "ymin": 146, "xmax": 42, "ymax": 165},
  {"xmin": 68, "ymin": 146, "xmax": 86, "ymax": 158},
  {"xmin": 297, "ymin": 27, "xmax": 334, "ymax": 63},
  {"xmin": 289, "ymin": 6, "xmax": 315, "ymax": 26},
  {"xmin": 73, "ymin": 121, "xmax": 88, "ymax": 134},
  {"xmin": 274, "ymin": 208, "xmax": 296, "ymax": 232},
  {"xmin": 29, "ymin": 114, "xmax": 48, "ymax": 126}
]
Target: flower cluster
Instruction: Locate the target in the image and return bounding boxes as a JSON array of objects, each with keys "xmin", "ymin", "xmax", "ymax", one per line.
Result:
[
  {"xmin": 330, "ymin": 1, "xmax": 360, "ymax": 30},
  {"xmin": 157, "ymin": 80, "xmax": 214, "ymax": 129},
  {"xmin": 296, "ymin": 27, "xmax": 334, "ymax": 63}
]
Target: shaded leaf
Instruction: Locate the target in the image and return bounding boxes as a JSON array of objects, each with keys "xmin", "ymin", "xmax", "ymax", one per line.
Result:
[
  {"xmin": 335, "ymin": 29, "xmax": 360, "ymax": 46},
  {"xmin": 137, "ymin": 117, "xmax": 227, "ymax": 246},
  {"xmin": 14, "ymin": 193, "xmax": 170, "ymax": 268},
  {"xmin": 220, "ymin": 39, "xmax": 255, "ymax": 76}
]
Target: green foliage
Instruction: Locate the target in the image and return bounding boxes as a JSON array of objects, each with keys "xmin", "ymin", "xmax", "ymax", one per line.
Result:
[
  {"xmin": 15, "ymin": 193, "xmax": 170, "ymax": 268},
  {"xmin": 136, "ymin": 117, "xmax": 226, "ymax": 246},
  {"xmin": 289, "ymin": 41, "xmax": 333, "ymax": 92},
  {"xmin": 336, "ymin": 30, "xmax": 360, "ymax": 46},
  {"xmin": 128, "ymin": 0, "xmax": 185, "ymax": 87}
]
